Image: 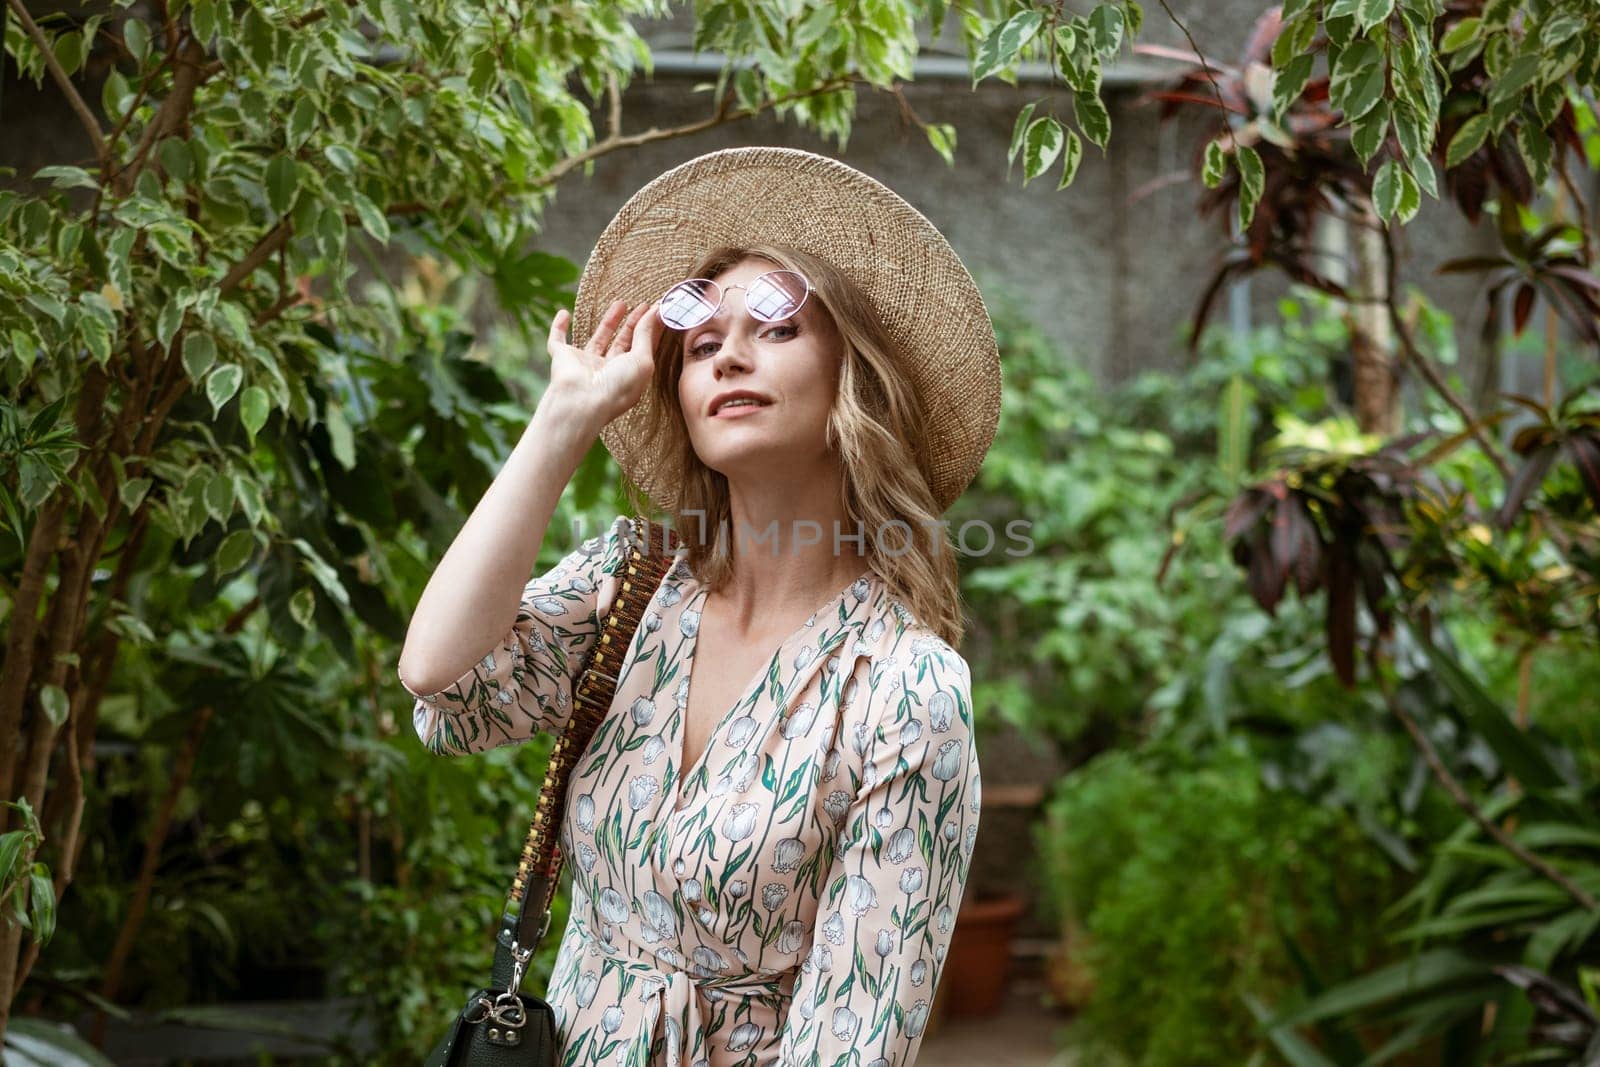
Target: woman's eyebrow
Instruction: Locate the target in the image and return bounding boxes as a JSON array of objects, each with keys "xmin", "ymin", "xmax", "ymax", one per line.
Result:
[{"xmin": 684, "ymin": 322, "xmax": 718, "ymax": 346}]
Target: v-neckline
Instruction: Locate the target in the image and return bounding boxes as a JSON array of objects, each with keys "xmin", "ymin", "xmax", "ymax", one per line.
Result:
[{"xmin": 671, "ymin": 567, "xmax": 874, "ymax": 814}]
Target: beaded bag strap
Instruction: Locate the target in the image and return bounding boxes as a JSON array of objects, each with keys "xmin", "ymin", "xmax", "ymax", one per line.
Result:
[{"xmin": 489, "ymin": 516, "xmax": 680, "ymax": 987}]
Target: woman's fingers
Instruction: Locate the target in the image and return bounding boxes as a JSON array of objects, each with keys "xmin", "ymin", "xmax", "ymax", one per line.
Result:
[
  {"xmin": 587, "ymin": 299, "xmax": 629, "ymax": 356},
  {"xmin": 631, "ymin": 302, "xmax": 663, "ymax": 359},
  {"xmin": 547, "ymin": 308, "xmax": 570, "ymax": 355},
  {"xmin": 550, "ymin": 297, "xmax": 655, "ymax": 382},
  {"xmin": 611, "ymin": 301, "xmax": 652, "ymax": 355}
]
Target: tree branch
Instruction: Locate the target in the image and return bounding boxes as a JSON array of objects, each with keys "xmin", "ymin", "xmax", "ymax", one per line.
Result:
[
  {"xmin": 71, "ymin": 512, "xmax": 150, "ymax": 788},
  {"xmin": 218, "ymin": 219, "xmax": 293, "ymax": 294},
  {"xmin": 1379, "ymin": 219, "xmax": 1580, "ymax": 560},
  {"xmin": 605, "ymin": 70, "xmax": 622, "ymax": 141},
  {"xmin": 1554, "ymin": 157, "xmax": 1596, "ymax": 268},
  {"xmin": 1378, "ymin": 219, "xmax": 1514, "ymax": 481},
  {"xmin": 531, "ymin": 76, "xmax": 853, "ymax": 190},
  {"xmin": 90, "ymin": 706, "xmax": 214, "ymax": 1044},
  {"xmin": 102, "ymin": 50, "xmax": 174, "ymax": 166},
  {"xmin": 0, "ymin": 499, "xmax": 64, "ymax": 818},
  {"xmin": 14, "ymin": 719, "xmax": 85, "ymax": 997},
  {"xmin": 0, "ymin": 365, "xmax": 110, "ymax": 819},
  {"xmin": 7, "ymin": 0, "xmax": 108, "ymax": 165},
  {"xmin": 15, "ymin": 449, "xmax": 153, "ymax": 1001},
  {"xmin": 116, "ymin": 35, "xmax": 208, "ymax": 197},
  {"xmin": 152, "ymin": 0, "xmax": 175, "ymax": 54},
  {"xmin": 1378, "ymin": 676, "xmax": 1598, "ymax": 912},
  {"xmin": 1150, "ymin": 0, "xmax": 1237, "ymax": 154},
  {"xmin": 253, "ymin": 291, "xmax": 306, "ymax": 327}
]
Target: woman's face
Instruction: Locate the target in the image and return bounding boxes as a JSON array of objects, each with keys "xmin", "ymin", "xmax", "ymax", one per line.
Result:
[{"xmin": 676, "ymin": 256, "xmax": 844, "ymax": 486}]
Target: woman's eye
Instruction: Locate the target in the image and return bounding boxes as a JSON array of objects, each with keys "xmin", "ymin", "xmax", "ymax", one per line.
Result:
[{"xmin": 688, "ymin": 324, "xmax": 793, "ymax": 358}]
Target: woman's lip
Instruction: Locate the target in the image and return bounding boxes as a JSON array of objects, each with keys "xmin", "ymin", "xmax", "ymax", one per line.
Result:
[{"xmin": 712, "ymin": 402, "xmax": 771, "ymax": 418}]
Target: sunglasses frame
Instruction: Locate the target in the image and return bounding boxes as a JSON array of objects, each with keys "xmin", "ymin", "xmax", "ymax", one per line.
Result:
[{"xmin": 656, "ymin": 269, "xmax": 815, "ymax": 332}]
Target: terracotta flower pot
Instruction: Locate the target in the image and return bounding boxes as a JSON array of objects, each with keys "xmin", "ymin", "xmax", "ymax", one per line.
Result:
[{"xmin": 938, "ymin": 890, "xmax": 1028, "ymax": 1019}]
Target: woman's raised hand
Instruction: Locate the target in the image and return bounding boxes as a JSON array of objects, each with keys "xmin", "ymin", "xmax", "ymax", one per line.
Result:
[{"xmin": 545, "ymin": 298, "xmax": 663, "ymax": 426}]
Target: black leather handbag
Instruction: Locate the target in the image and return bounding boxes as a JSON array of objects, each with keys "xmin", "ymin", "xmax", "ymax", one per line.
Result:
[{"xmin": 424, "ymin": 518, "xmax": 678, "ymax": 1066}]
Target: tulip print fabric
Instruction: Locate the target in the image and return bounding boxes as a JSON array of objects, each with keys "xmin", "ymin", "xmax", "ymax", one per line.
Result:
[{"xmin": 404, "ymin": 515, "xmax": 982, "ymax": 1067}]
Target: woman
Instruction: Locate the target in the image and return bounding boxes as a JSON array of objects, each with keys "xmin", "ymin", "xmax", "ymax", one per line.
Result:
[{"xmin": 398, "ymin": 147, "xmax": 1001, "ymax": 1067}]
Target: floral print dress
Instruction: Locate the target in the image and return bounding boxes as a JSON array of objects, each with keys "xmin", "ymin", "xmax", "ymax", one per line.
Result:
[{"xmin": 403, "ymin": 515, "xmax": 981, "ymax": 1067}]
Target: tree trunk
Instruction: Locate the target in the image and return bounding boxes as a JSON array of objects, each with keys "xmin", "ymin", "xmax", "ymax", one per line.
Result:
[
  {"xmin": 1351, "ymin": 193, "xmax": 1401, "ymax": 436},
  {"xmin": 91, "ymin": 707, "xmax": 215, "ymax": 1047}
]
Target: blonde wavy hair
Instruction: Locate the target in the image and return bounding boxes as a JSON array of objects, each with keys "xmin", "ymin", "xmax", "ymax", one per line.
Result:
[{"xmin": 622, "ymin": 243, "xmax": 966, "ymax": 646}]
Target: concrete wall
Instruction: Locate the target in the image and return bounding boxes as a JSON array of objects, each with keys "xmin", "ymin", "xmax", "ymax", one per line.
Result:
[{"xmin": 528, "ymin": 8, "xmax": 1521, "ymax": 389}]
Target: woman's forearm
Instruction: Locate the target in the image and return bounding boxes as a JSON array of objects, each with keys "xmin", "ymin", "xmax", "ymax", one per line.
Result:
[{"xmin": 397, "ymin": 387, "xmax": 609, "ymax": 696}]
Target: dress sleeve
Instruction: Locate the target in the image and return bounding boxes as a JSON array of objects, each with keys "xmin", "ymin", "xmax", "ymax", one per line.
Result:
[
  {"xmin": 401, "ymin": 514, "xmax": 635, "ymax": 756},
  {"xmin": 777, "ymin": 640, "xmax": 982, "ymax": 1067}
]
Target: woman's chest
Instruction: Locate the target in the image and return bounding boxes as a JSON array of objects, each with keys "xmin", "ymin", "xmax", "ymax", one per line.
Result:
[
  {"xmin": 680, "ymin": 637, "xmax": 784, "ymax": 780},
  {"xmin": 564, "ymin": 634, "xmax": 869, "ymax": 894}
]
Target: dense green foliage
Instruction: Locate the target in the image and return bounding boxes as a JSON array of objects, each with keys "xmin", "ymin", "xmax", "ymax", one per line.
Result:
[
  {"xmin": 39, "ymin": 276, "xmax": 613, "ymax": 1061},
  {"xmin": 4, "ymin": 0, "xmax": 1600, "ymax": 1062},
  {"xmin": 977, "ymin": 281, "xmax": 1600, "ymax": 1064},
  {"xmin": 958, "ymin": 286, "xmax": 1342, "ymax": 758},
  {"xmin": 1039, "ymin": 745, "xmax": 1397, "ymax": 1067}
]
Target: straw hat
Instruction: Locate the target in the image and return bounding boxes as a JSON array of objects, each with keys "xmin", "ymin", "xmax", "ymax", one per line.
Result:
[{"xmin": 572, "ymin": 146, "xmax": 1001, "ymax": 514}]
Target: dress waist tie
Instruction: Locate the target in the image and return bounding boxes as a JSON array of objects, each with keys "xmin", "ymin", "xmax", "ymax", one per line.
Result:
[{"xmin": 597, "ymin": 932, "xmax": 795, "ymax": 1066}]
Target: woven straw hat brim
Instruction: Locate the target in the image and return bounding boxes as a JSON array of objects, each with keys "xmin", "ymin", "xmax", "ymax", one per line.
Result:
[{"xmin": 573, "ymin": 147, "xmax": 1001, "ymax": 514}]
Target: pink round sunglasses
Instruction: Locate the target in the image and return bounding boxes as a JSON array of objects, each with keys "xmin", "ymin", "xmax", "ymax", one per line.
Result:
[{"xmin": 656, "ymin": 270, "xmax": 813, "ymax": 331}]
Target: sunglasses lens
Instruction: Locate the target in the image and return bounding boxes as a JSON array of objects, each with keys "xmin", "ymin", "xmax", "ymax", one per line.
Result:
[
  {"xmin": 747, "ymin": 271, "xmax": 809, "ymax": 322},
  {"xmin": 659, "ymin": 279, "xmax": 720, "ymax": 330}
]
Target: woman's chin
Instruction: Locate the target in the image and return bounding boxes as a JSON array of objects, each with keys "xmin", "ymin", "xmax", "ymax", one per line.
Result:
[{"xmin": 698, "ymin": 443, "xmax": 816, "ymax": 483}]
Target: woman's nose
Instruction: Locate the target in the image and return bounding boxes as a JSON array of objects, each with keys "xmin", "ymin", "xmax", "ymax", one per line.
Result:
[
  {"xmin": 710, "ymin": 323, "xmax": 756, "ymax": 375},
  {"xmin": 711, "ymin": 336, "xmax": 754, "ymax": 376}
]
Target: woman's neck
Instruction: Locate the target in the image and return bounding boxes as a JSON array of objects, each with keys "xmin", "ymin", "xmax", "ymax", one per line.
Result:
[{"xmin": 708, "ymin": 481, "xmax": 871, "ymax": 635}]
